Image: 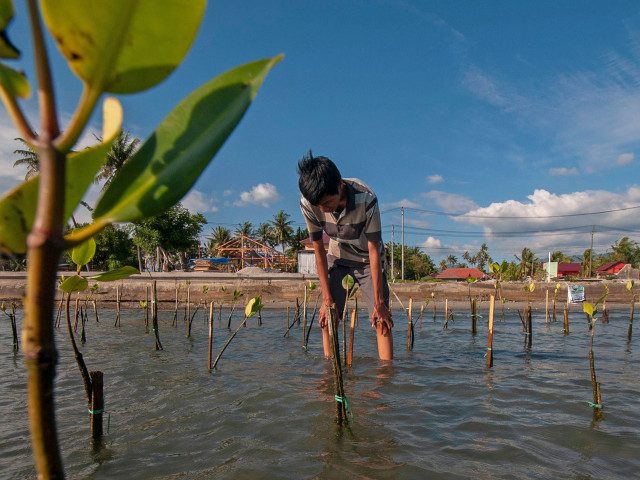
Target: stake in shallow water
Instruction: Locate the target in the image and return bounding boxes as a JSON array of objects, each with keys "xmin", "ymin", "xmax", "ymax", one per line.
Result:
[
  {"xmin": 583, "ymin": 289, "xmax": 608, "ymax": 421},
  {"xmin": 212, "ymin": 297, "xmax": 263, "ymax": 370},
  {"xmin": 486, "ymin": 295, "xmax": 494, "ymax": 368},
  {"xmin": 341, "ymin": 275, "xmax": 356, "ymax": 364},
  {"xmin": 328, "ymin": 306, "xmax": 349, "ymax": 425}
]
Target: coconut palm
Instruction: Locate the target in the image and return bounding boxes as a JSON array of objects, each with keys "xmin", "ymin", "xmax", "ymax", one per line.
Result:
[
  {"xmin": 235, "ymin": 221, "xmax": 254, "ymax": 238},
  {"xmin": 515, "ymin": 247, "xmax": 536, "ymax": 279},
  {"xmin": 207, "ymin": 226, "xmax": 232, "ymax": 255},
  {"xmin": 255, "ymin": 222, "xmax": 275, "ymax": 246},
  {"xmin": 270, "ymin": 209, "xmax": 293, "ymax": 252},
  {"xmin": 13, "ymin": 137, "xmax": 39, "ymax": 180},
  {"xmin": 95, "ymin": 130, "xmax": 140, "ymax": 191}
]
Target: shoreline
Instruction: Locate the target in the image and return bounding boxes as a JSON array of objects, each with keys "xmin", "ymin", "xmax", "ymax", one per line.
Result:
[{"xmin": 0, "ymin": 271, "xmax": 635, "ymax": 310}]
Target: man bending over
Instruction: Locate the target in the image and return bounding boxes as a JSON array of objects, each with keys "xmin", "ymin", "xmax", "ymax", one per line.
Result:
[{"xmin": 297, "ymin": 152, "xmax": 393, "ymax": 360}]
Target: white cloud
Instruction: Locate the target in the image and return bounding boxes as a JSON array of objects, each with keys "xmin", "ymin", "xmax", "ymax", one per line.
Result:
[
  {"xmin": 455, "ymin": 187, "xmax": 640, "ymax": 255},
  {"xmin": 422, "ymin": 236, "xmax": 442, "ymax": 249},
  {"xmin": 235, "ymin": 183, "xmax": 281, "ymax": 207},
  {"xmin": 223, "ymin": 189, "xmax": 234, "ymax": 197},
  {"xmin": 617, "ymin": 152, "xmax": 634, "ymax": 166},
  {"xmin": 427, "ymin": 174, "xmax": 444, "ymax": 184},
  {"xmin": 549, "ymin": 167, "xmax": 578, "ymax": 176},
  {"xmin": 422, "ymin": 190, "xmax": 479, "ymax": 213},
  {"xmin": 182, "ymin": 189, "xmax": 219, "ymax": 214}
]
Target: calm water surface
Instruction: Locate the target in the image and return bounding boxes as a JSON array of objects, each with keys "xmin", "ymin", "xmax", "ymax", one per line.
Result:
[{"xmin": 1, "ymin": 305, "xmax": 639, "ymax": 479}]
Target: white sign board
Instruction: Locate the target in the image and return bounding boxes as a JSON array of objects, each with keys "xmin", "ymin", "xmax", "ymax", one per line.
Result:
[{"xmin": 567, "ymin": 284, "xmax": 585, "ymax": 303}]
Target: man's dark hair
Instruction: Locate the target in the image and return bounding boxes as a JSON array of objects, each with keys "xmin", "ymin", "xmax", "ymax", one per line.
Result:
[{"xmin": 297, "ymin": 150, "xmax": 342, "ymax": 205}]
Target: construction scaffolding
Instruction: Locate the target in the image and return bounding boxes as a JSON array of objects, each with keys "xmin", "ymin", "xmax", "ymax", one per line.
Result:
[{"xmin": 213, "ymin": 234, "xmax": 297, "ymax": 272}]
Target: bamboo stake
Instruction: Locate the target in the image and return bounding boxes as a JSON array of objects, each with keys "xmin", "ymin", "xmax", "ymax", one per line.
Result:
[
  {"xmin": 563, "ymin": 303, "xmax": 569, "ymax": 335},
  {"xmin": 526, "ymin": 305, "xmax": 532, "ymax": 348},
  {"xmin": 73, "ymin": 297, "xmax": 80, "ymax": 332},
  {"xmin": 327, "ymin": 307, "xmax": 348, "ymax": 424},
  {"xmin": 602, "ymin": 302, "xmax": 609, "ymax": 324},
  {"xmin": 628, "ymin": 297, "xmax": 635, "ymax": 342},
  {"xmin": 145, "ymin": 285, "xmax": 150, "ymax": 332},
  {"xmin": 92, "ymin": 300, "xmax": 99, "ymax": 323},
  {"xmin": 588, "ymin": 346, "xmax": 603, "ymax": 420},
  {"xmin": 486, "ymin": 295, "xmax": 494, "ymax": 368},
  {"xmin": 406, "ymin": 298, "xmax": 414, "ymax": 351},
  {"xmin": 303, "ymin": 303, "xmax": 318, "ymax": 349},
  {"xmin": 286, "ymin": 306, "xmax": 290, "ymax": 330},
  {"xmin": 54, "ymin": 296, "xmax": 63, "ymax": 328},
  {"xmin": 208, "ymin": 301, "xmax": 214, "ymax": 370},
  {"xmin": 443, "ymin": 299, "xmax": 449, "ymax": 330},
  {"xmin": 302, "ymin": 285, "xmax": 308, "ymax": 348},
  {"xmin": 433, "ymin": 301, "xmax": 437, "ymax": 322},
  {"xmin": 552, "ymin": 297, "xmax": 556, "ymax": 322},
  {"xmin": 10, "ymin": 304, "xmax": 19, "ymax": 352},
  {"xmin": 89, "ymin": 371, "xmax": 104, "ymax": 439},
  {"xmin": 347, "ymin": 308, "xmax": 356, "ymax": 367},
  {"xmin": 186, "ymin": 283, "xmax": 191, "ymax": 325},
  {"xmin": 172, "ymin": 283, "xmax": 179, "ymax": 327},
  {"xmin": 545, "ymin": 289, "xmax": 549, "ymax": 323},
  {"xmin": 114, "ymin": 285, "xmax": 121, "ymax": 327},
  {"xmin": 80, "ymin": 306, "xmax": 86, "ymax": 344},
  {"xmin": 471, "ymin": 298, "xmax": 477, "ymax": 335},
  {"xmin": 152, "ymin": 281, "xmax": 163, "ymax": 350}
]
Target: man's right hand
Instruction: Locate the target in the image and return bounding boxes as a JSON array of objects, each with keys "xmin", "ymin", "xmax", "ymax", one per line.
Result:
[{"xmin": 319, "ymin": 301, "xmax": 333, "ymax": 329}]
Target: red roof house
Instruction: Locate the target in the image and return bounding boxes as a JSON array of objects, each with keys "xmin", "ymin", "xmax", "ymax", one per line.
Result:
[
  {"xmin": 557, "ymin": 262, "xmax": 581, "ymax": 277},
  {"xmin": 435, "ymin": 267, "xmax": 487, "ymax": 281},
  {"xmin": 595, "ymin": 261, "xmax": 626, "ymax": 276}
]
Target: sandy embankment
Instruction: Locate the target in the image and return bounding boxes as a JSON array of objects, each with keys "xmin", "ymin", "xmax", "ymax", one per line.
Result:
[{"xmin": 0, "ymin": 271, "xmax": 634, "ymax": 311}]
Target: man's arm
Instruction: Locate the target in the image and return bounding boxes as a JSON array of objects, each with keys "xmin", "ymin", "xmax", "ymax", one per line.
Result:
[
  {"xmin": 312, "ymin": 239, "xmax": 333, "ymax": 327},
  {"xmin": 368, "ymin": 240, "xmax": 392, "ymax": 335}
]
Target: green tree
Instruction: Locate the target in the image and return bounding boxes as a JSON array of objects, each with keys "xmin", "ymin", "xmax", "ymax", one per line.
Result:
[
  {"xmin": 462, "ymin": 243, "xmax": 492, "ymax": 272},
  {"xmin": 132, "ymin": 204, "xmax": 206, "ymax": 270},
  {"xmin": 611, "ymin": 236, "xmax": 640, "ymax": 266},
  {"xmin": 270, "ymin": 209, "xmax": 293, "ymax": 252},
  {"xmin": 286, "ymin": 226, "xmax": 308, "ymax": 257},
  {"xmin": 515, "ymin": 247, "xmax": 537, "ymax": 279},
  {"xmin": 235, "ymin": 221, "xmax": 254, "ymax": 238},
  {"xmin": 91, "ymin": 224, "xmax": 137, "ymax": 271},
  {"xmin": 207, "ymin": 225, "xmax": 232, "ymax": 255},
  {"xmin": 386, "ymin": 243, "xmax": 436, "ymax": 280},
  {"xmin": 13, "ymin": 137, "xmax": 39, "ymax": 180},
  {"xmin": 95, "ymin": 130, "xmax": 140, "ymax": 191},
  {"xmin": 551, "ymin": 250, "xmax": 572, "ymax": 263},
  {"xmin": 255, "ymin": 222, "xmax": 275, "ymax": 246}
]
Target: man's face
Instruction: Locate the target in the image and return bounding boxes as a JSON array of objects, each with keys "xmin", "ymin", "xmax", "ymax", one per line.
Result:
[{"xmin": 317, "ymin": 192, "xmax": 341, "ymax": 213}]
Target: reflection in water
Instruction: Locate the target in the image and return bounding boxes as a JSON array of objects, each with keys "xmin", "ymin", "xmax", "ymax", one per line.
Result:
[{"xmin": 0, "ymin": 308, "xmax": 639, "ymax": 479}]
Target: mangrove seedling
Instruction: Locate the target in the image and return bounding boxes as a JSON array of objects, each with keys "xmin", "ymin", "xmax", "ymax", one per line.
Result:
[
  {"xmin": 583, "ymin": 287, "xmax": 608, "ymax": 421},
  {"xmin": 1, "ymin": 301, "xmax": 19, "ymax": 352},
  {"xmin": 341, "ymin": 275, "xmax": 355, "ymax": 363},
  {"xmin": 627, "ymin": 280, "xmax": 636, "ymax": 341},
  {"xmin": 0, "ymin": 1, "xmax": 279, "ymax": 474},
  {"xmin": 212, "ymin": 296, "xmax": 263, "ymax": 369},
  {"xmin": 226, "ymin": 289, "xmax": 244, "ymax": 329}
]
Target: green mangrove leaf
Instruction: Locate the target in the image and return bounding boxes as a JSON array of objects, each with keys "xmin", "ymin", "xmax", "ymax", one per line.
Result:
[
  {"xmin": 93, "ymin": 55, "xmax": 283, "ymax": 223},
  {"xmin": 466, "ymin": 277, "xmax": 477, "ymax": 284},
  {"xmin": 41, "ymin": 0, "xmax": 205, "ymax": 93},
  {"xmin": 0, "ymin": 63, "xmax": 29, "ymax": 97},
  {"xmin": 0, "ymin": 0, "xmax": 19, "ymax": 59},
  {"xmin": 244, "ymin": 296, "xmax": 263, "ymax": 318},
  {"xmin": 232, "ymin": 290, "xmax": 243, "ymax": 301},
  {"xmin": 71, "ymin": 237, "xmax": 96, "ymax": 269},
  {"xmin": 308, "ymin": 281, "xmax": 317, "ymax": 290},
  {"xmin": 0, "ymin": 98, "xmax": 121, "ymax": 254},
  {"xmin": 90, "ymin": 266, "xmax": 139, "ymax": 282},
  {"xmin": 342, "ymin": 274, "xmax": 355, "ymax": 291},
  {"xmin": 583, "ymin": 303, "xmax": 594, "ymax": 318},
  {"xmin": 626, "ymin": 280, "xmax": 634, "ymax": 291},
  {"xmin": 59, "ymin": 275, "xmax": 88, "ymax": 293}
]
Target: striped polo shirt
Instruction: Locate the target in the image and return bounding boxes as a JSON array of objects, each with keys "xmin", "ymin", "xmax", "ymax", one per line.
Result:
[{"xmin": 300, "ymin": 178, "xmax": 383, "ymax": 265}]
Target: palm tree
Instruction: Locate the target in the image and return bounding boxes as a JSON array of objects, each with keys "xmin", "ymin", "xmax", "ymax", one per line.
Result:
[
  {"xmin": 270, "ymin": 210, "xmax": 293, "ymax": 252},
  {"xmin": 95, "ymin": 130, "xmax": 140, "ymax": 191},
  {"xmin": 207, "ymin": 226, "xmax": 232, "ymax": 255},
  {"xmin": 13, "ymin": 137, "xmax": 39, "ymax": 180},
  {"xmin": 515, "ymin": 247, "xmax": 536, "ymax": 279},
  {"xmin": 235, "ymin": 221, "xmax": 254, "ymax": 238},
  {"xmin": 255, "ymin": 222, "xmax": 274, "ymax": 246}
]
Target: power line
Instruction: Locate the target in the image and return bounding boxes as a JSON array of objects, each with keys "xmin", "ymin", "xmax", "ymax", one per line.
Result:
[{"xmin": 381, "ymin": 204, "xmax": 640, "ymax": 219}]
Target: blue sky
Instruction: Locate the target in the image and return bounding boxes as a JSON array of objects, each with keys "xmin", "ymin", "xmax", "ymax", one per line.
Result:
[{"xmin": 2, "ymin": 1, "xmax": 640, "ymax": 263}]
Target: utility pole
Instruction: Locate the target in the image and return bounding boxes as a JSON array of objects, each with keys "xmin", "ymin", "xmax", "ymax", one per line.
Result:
[
  {"xmin": 401, "ymin": 207, "xmax": 405, "ymax": 281},
  {"xmin": 391, "ymin": 224, "xmax": 395, "ymax": 283},
  {"xmin": 589, "ymin": 225, "xmax": 595, "ymax": 278}
]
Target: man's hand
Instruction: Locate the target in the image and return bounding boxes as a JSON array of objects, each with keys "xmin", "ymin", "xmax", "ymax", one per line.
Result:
[
  {"xmin": 372, "ymin": 303, "xmax": 393, "ymax": 336},
  {"xmin": 319, "ymin": 301, "xmax": 333, "ymax": 329}
]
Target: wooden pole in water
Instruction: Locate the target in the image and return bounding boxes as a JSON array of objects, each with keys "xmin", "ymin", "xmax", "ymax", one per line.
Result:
[
  {"xmin": 286, "ymin": 306, "xmax": 290, "ymax": 330},
  {"xmin": 92, "ymin": 300, "xmax": 99, "ymax": 323},
  {"xmin": 145, "ymin": 285, "xmax": 150, "ymax": 332},
  {"xmin": 486, "ymin": 295, "xmax": 494, "ymax": 368},
  {"xmin": 54, "ymin": 296, "xmax": 63, "ymax": 328},
  {"xmin": 208, "ymin": 301, "xmax": 214, "ymax": 370},
  {"xmin": 406, "ymin": 298, "xmax": 414, "ymax": 351},
  {"xmin": 552, "ymin": 297, "xmax": 557, "ymax": 322},
  {"xmin": 10, "ymin": 304, "xmax": 19, "ymax": 352},
  {"xmin": 628, "ymin": 297, "xmax": 635, "ymax": 342},
  {"xmin": 89, "ymin": 370, "xmax": 104, "ymax": 439},
  {"xmin": 302, "ymin": 285, "xmax": 308, "ymax": 348},
  {"xmin": 588, "ymin": 347, "xmax": 603, "ymax": 420},
  {"xmin": 563, "ymin": 303, "xmax": 570, "ymax": 335},
  {"xmin": 172, "ymin": 283, "xmax": 179, "ymax": 327},
  {"xmin": 295, "ymin": 297, "xmax": 301, "ymax": 325},
  {"xmin": 545, "ymin": 289, "xmax": 549, "ymax": 323},
  {"xmin": 526, "ymin": 305, "xmax": 532, "ymax": 348},
  {"xmin": 186, "ymin": 283, "xmax": 191, "ymax": 325},
  {"xmin": 602, "ymin": 302, "xmax": 609, "ymax": 324},
  {"xmin": 433, "ymin": 301, "xmax": 437, "ymax": 322},
  {"xmin": 471, "ymin": 298, "xmax": 477, "ymax": 335},
  {"xmin": 152, "ymin": 281, "xmax": 163, "ymax": 350},
  {"xmin": 73, "ymin": 297, "xmax": 80, "ymax": 333},
  {"xmin": 327, "ymin": 307, "xmax": 348, "ymax": 424},
  {"xmin": 115, "ymin": 285, "xmax": 121, "ymax": 327},
  {"xmin": 347, "ymin": 308, "xmax": 356, "ymax": 367},
  {"xmin": 444, "ymin": 299, "xmax": 449, "ymax": 324}
]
